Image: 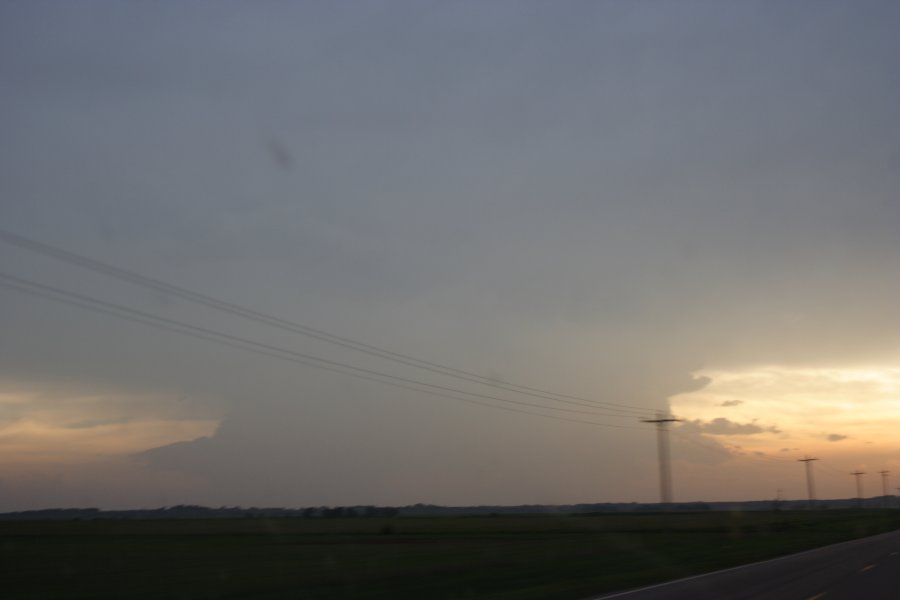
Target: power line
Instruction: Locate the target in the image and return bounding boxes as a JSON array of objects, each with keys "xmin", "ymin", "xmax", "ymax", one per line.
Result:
[
  {"xmin": 670, "ymin": 429, "xmax": 732, "ymax": 457},
  {"xmin": 669, "ymin": 430, "xmax": 795, "ymax": 466},
  {"xmin": 0, "ymin": 272, "xmax": 631, "ymax": 419},
  {"xmin": 716, "ymin": 444, "xmax": 796, "ymax": 464},
  {"xmin": 818, "ymin": 460, "xmax": 856, "ymax": 478},
  {"xmin": 0, "ymin": 229, "xmax": 654, "ymax": 417},
  {"xmin": 0, "ymin": 272, "xmax": 647, "ymax": 430}
]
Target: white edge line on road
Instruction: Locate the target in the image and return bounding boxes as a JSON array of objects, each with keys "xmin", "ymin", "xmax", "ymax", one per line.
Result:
[{"xmin": 588, "ymin": 529, "xmax": 900, "ymax": 600}]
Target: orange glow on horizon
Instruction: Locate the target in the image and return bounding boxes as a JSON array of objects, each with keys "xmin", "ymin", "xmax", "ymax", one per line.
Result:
[{"xmin": 670, "ymin": 365, "xmax": 900, "ymax": 459}]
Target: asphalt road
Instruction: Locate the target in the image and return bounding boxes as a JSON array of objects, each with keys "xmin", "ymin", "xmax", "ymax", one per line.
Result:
[{"xmin": 592, "ymin": 529, "xmax": 900, "ymax": 600}]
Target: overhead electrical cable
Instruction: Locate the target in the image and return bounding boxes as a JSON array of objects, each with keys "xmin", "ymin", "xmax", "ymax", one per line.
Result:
[
  {"xmin": 818, "ymin": 460, "xmax": 858, "ymax": 479},
  {"xmin": 670, "ymin": 429, "xmax": 803, "ymax": 465},
  {"xmin": 0, "ymin": 271, "xmax": 648, "ymax": 427},
  {"xmin": 0, "ymin": 276, "xmax": 644, "ymax": 430},
  {"xmin": 0, "ymin": 229, "xmax": 654, "ymax": 417}
]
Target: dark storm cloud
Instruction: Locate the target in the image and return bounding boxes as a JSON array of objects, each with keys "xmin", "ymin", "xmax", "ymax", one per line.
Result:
[{"xmin": 1, "ymin": 0, "xmax": 899, "ymax": 508}]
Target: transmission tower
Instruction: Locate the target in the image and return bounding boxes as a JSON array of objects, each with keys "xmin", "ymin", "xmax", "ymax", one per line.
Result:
[
  {"xmin": 642, "ymin": 412, "xmax": 682, "ymax": 506},
  {"xmin": 878, "ymin": 470, "xmax": 890, "ymax": 508},
  {"xmin": 798, "ymin": 457, "xmax": 818, "ymax": 509},
  {"xmin": 851, "ymin": 470, "xmax": 866, "ymax": 508}
]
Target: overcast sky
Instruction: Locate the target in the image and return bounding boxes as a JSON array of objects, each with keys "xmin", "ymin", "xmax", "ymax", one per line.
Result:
[{"xmin": 1, "ymin": 1, "xmax": 899, "ymax": 511}]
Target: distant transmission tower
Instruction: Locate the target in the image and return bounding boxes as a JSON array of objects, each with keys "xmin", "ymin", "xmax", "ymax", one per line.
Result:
[
  {"xmin": 642, "ymin": 412, "xmax": 682, "ymax": 506},
  {"xmin": 879, "ymin": 470, "xmax": 890, "ymax": 508},
  {"xmin": 798, "ymin": 457, "xmax": 819, "ymax": 509},
  {"xmin": 851, "ymin": 470, "xmax": 866, "ymax": 508}
]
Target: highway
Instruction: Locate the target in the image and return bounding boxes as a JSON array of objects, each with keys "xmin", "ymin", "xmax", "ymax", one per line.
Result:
[{"xmin": 592, "ymin": 529, "xmax": 900, "ymax": 600}]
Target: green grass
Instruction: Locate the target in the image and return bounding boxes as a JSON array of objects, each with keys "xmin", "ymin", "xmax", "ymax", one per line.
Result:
[{"xmin": 3, "ymin": 510, "xmax": 900, "ymax": 599}]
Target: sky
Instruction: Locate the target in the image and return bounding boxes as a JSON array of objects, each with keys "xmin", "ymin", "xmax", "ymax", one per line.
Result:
[{"xmin": 1, "ymin": 1, "xmax": 899, "ymax": 511}]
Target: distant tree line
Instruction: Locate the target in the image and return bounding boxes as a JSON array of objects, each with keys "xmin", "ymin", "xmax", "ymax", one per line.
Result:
[{"xmin": 1, "ymin": 497, "xmax": 890, "ymax": 521}]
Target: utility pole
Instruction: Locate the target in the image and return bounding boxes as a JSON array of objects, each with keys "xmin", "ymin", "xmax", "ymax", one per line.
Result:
[
  {"xmin": 773, "ymin": 488, "xmax": 784, "ymax": 512},
  {"xmin": 798, "ymin": 457, "xmax": 819, "ymax": 509},
  {"xmin": 878, "ymin": 470, "xmax": 890, "ymax": 508},
  {"xmin": 851, "ymin": 470, "xmax": 866, "ymax": 509},
  {"xmin": 642, "ymin": 412, "xmax": 682, "ymax": 507}
]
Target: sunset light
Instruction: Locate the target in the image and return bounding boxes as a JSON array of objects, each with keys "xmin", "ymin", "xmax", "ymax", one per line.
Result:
[{"xmin": 671, "ymin": 365, "xmax": 900, "ymax": 456}]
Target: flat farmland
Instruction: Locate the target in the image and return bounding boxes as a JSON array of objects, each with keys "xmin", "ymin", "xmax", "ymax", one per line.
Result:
[{"xmin": 3, "ymin": 510, "xmax": 900, "ymax": 599}]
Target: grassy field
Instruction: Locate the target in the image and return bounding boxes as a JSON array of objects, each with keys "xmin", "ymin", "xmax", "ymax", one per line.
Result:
[{"xmin": 3, "ymin": 510, "xmax": 900, "ymax": 599}]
